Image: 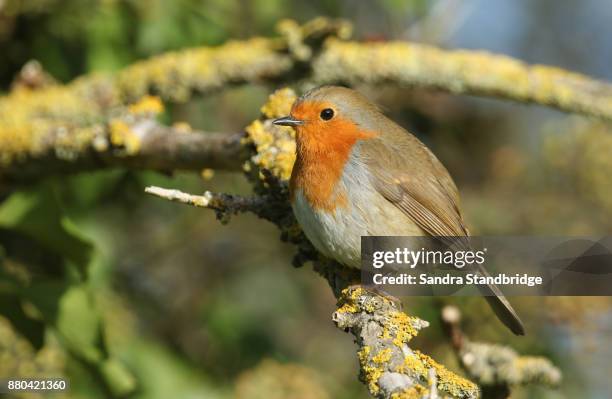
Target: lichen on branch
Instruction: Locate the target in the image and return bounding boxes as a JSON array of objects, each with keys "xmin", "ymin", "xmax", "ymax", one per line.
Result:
[
  {"xmin": 334, "ymin": 287, "xmax": 479, "ymax": 399},
  {"xmin": 243, "ymin": 88, "xmax": 298, "ymax": 182},
  {"xmin": 146, "ymin": 89, "xmax": 480, "ymax": 399},
  {"xmin": 0, "ymin": 16, "xmax": 581, "ymax": 397},
  {"xmin": 0, "ymin": 18, "xmax": 347, "ymax": 186},
  {"xmin": 441, "ymin": 305, "xmax": 561, "ymax": 397},
  {"xmin": 0, "ymin": 90, "xmax": 246, "ymax": 187},
  {"xmin": 115, "ymin": 39, "xmax": 292, "ymax": 103},
  {"xmin": 458, "ymin": 341, "xmax": 561, "ymax": 388},
  {"xmin": 312, "ymin": 39, "xmax": 612, "ymax": 120},
  {"xmin": 3, "ymin": 17, "xmax": 612, "ymax": 188}
]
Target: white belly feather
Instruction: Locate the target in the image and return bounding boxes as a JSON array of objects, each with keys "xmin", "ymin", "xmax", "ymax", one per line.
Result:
[{"xmin": 291, "ymin": 150, "xmax": 424, "ymax": 268}]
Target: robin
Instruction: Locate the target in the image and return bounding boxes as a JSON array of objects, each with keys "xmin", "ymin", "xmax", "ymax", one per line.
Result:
[{"xmin": 273, "ymin": 85, "xmax": 525, "ymax": 335}]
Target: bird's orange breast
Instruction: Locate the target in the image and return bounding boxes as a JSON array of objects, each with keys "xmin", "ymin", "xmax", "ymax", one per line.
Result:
[{"xmin": 289, "ymin": 104, "xmax": 377, "ymax": 211}]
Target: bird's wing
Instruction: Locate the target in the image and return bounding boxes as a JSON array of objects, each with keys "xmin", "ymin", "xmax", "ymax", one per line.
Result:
[
  {"xmin": 361, "ymin": 126, "xmax": 526, "ymax": 335},
  {"xmin": 361, "ymin": 130, "xmax": 468, "ymax": 238}
]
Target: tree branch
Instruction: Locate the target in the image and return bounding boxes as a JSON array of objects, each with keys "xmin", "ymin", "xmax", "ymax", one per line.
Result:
[
  {"xmin": 312, "ymin": 39, "xmax": 612, "ymax": 120},
  {"xmin": 333, "ymin": 287, "xmax": 478, "ymax": 399},
  {"xmin": 144, "ymin": 186, "xmax": 271, "ymax": 224},
  {"xmin": 441, "ymin": 305, "xmax": 561, "ymax": 399},
  {"xmin": 0, "ymin": 89, "xmax": 248, "ymax": 191},
  {"xmin": 106, "ymin": 127, "xmax": 246, "ymax": 172},
  {"xmin": 0, "ymin": 17, "xmax": 577, "ymax": 396},
  {"xmin": 3, "ymin": 17, "xmax": 612, "ymax": 188},
  {"xmin": 0, "ymin": 120, "xmax": 246, "ymax": 186},
  {"xmin": 145, "ymin": 185, "xmax": 481, "ymax": 398},
  {"xmin": 140, "ymin": 88, "xmax": 564, "ymax": 399}
]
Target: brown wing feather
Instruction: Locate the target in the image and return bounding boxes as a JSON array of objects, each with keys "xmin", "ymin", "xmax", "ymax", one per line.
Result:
[
  {"xmin": 361, "ymin": 121, "xmax": 525, "ymax": 335},
  {"xmin": 360, "ymin": 124, "xmax": 467, "ymax": 238}
]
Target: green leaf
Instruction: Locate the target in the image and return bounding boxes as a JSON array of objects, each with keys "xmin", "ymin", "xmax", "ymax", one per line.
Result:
[
  {"xmin": 0, "ymin": 184, "xmax": 93, "ymax": 270},
  {"xmin": 55, "ymin": 285, "xmax": 104, "ymax": 364},
  {"xmin": 0, "ymin": 292, "xmax": 46, "ymax": 348},
  {"xmin": 21, "ymin": 279, "xmax": 71, "ymax": 325},
  {"xmin": 100, "ymin": 358, "xmax": 138, "ymax": 397},
  {"xmin": 0, "ymin": 228, "xmax": 64, "ymax": 278}
]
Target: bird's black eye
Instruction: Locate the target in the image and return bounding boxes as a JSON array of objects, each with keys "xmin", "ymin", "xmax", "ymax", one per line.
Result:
[{"xmin": 320, "ymin": 108, "xmax": 334, "ymax": 120}]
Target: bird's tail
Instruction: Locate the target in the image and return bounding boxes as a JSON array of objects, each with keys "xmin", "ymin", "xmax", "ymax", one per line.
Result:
[{"xmin": 476, "ymin": 264, "xmax": 526, "ymax": 336}]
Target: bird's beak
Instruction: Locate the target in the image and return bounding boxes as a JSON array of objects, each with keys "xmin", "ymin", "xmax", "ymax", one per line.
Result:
[{"xmin": 273, "ymin": 116, "xmax": 303, "ymax": 127}]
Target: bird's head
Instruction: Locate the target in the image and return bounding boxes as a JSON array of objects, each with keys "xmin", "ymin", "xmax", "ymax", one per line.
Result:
[{"xmin": 273, "ymin": 86, "xmax": 381, "ymax": 152}]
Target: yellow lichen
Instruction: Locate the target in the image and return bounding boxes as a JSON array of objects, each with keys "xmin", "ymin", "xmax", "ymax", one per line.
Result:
[
  {"xmin": 390, "ymin": 385, "xmax": 429, "ymax": 399},
  {"xmin": 0, "ymin": 81, "xmax": 163, "ymax": 165},
  {"xmin": 415, "ymin": 350, "xmax": 478, "ymax": 398},
  {"xmin": 116, "ymin": 38, "xmax": 292, "ymax": 102},
  {"xmin": 0, "ymin": 31, "xmax": 296, "ymax": 167},
  {"xmin": 172, "ymin": 121, "xmax": 192, "ymax": 133},
  {"xmin": 335, "ymin": 287, "xmax": 365, "ymax": 314},
  {"xmin": 336, "ymin": 302, "xmax": 359, "ymax": 314},
  {"xmin": 347, "ymin": 286, "xmax": 366, "ymax": 302},
  {"xmin": 201, "ymin": 168, "xmax": 215, "ymax": 180},
  {"xmin": 381, "ymin": 310, "xmax": 420, "ymax": 347},
  {"xmin": 372, "ymin": 348, "xmax": 392, "ymax": 364},
  {"xmin": 109, "ymin": 119, "xmax": 140, "ymax": 155},
  {"xmin": 394, "ymin": 351, "xmax": 478, "ymax": 398},
  {"xmin": 243, "ymin": 88, "xmax": 297, "ymax": 182},
  {"xmin": 358, "ymin": 346, "xmax": 371, "ymax": 362},
  {"xmin": 396, "ymin": 353, "xmax": 428, "ymax": 376},
  {"xmin": 336, "ymin": 288, "xmax": 473, "ymax": 396},
  {"xmin": 358, "ymin": 346, "xmax": 384, "ymax": 395},
  {"xmin": 127, "ymin": 95, "xmax": 164, "ymax": 115},
  {"xmin": 260, "ymin": 87, "xmax": 297, "ymax": 119},
  {"xmin": 0, "ymin": 84, "xmax": 103, "ymax": 165},
  {"xmin": 363, "ymin": 365, "xmax": 384, "ymax": 395}
]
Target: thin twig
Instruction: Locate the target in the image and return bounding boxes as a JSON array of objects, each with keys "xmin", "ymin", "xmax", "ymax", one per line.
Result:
[
  {"xmin": 144, "ymin": 186, "xmax": 215, "ymax": 208},
  {"xmin": 144, "ymin": 185, "xmax": 480, "ymax": 398},
  {"xmin": 144, "ymin": 185, "xmax": 279, "ymax": 225},
  {"xmin": 441, "ymin": 305, "xmax": 561, "ymax": 398}
]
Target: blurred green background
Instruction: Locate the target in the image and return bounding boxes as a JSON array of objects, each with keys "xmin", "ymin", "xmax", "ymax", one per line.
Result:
[{"xmin": 1, "ymin": 0, "xmax": 611, "ymax": 398}]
